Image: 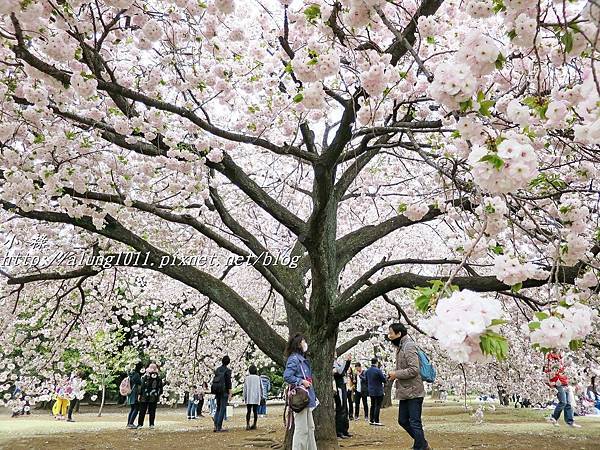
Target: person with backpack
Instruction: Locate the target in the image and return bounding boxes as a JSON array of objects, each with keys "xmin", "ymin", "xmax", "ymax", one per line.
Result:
[
  {"xmin": 137, "ymin": 363, "xmax": 163, "ymax": 429},
  {"xmin": 366, "ymin": 358, "xmax": 386, "ymax": 426},
  {"xmin": 387, "ymin": 322, "xmax": 432, "ymax": 450},
  {"xmin": 243, "ymin": 364, "xmax": 263, "ymax": 430},
  {"xmin": 123, "ymin": 364, "xmax": 143, "ymax": 429},
  {"xmin": 283, "ymin": 333, "xmax": 317, "ymax": 450},
  {"xmin": 258, "ymin": 374, "xmax": 271, "ymax": 417},
  {"xmin": 212, "ymin": 355, "xmax": 232, "ymax": 432}
]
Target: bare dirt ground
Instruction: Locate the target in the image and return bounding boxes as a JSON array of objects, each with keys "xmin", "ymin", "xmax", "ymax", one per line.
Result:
[{"xmin": 1, "ymin": 401, "xmax": 599, "ymax": 449}]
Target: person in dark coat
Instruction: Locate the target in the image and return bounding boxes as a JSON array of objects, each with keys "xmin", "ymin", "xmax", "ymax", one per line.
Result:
[
  {"xmin": 213, "ymin": 355, "xmax": 233, "ymax": 432},
  {"xmin": 137, "ymin": 363, "xmax": 163, "ymax": 429},
  {"xmin": 126, "ymin": 364, "xmax": 143, "ymax": 429},
  {"xmin": 366, "ymin": 358, "xmax": 386, "ymax": 426},
  {"xmin": 333, "ymin": 353, "xmax": 352, "ymax": 438}
]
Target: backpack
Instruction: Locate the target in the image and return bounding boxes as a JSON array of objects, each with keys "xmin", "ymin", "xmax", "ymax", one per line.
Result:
[
  {"xmin": 119, "ymin": 376, "xmax": 132, "ymax": 396},
  {"xmin": 210, "ymin": 367, "xmax": 226, "ymax": 395},
  {"xmin": 417, "ymin": 348, "xmax": 436, "ymax": 383}
]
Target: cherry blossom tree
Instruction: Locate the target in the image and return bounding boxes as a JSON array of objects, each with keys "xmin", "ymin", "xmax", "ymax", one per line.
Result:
[{"xmin": 1, "ymin": 0, "xmax": 600, "ymax": 447}]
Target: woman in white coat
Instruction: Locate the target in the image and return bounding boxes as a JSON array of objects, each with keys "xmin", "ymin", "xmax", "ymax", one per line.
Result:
[{"xmin": 243, "ymin": 364, "xmax": 263, "ymax": 430}]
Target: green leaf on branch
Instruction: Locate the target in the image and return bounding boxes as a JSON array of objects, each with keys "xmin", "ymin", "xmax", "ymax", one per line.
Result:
[
  {"xmin": 293, "ymin": 93, "xmax": 304, "ymax": 103},
  {"xmin": 569, "ymin": 339, "xmax": 583, "ymax": 351},
  {"xmin": 511, "ymin": 282, "xmax": 523, "ymax": 293},
  {"xmin": 529, "ymin": 172, "xmax": 567, "ymax": 192},
  {"xmin": 459, "ymin": 99, "xmax": 473, "ymax": 112},
  {"xmin": 507, "ymin": 30, "xmax": 517, "ymax": 40},
  {"xmin": 492, "ymin": 0, "xmax": 506, "ymax": 13},
  {"xmin": 33, "ymin": 133, "xmax": 45, "ymax": 144},
  {"xmin": 490, "ymin": 319, "xmax": 508, "ymax": 326},
  {"xmin": 304, "ymin": 4, "xmax": 321, "ymax": 24},
  {"xmin": 477, "ymin": 91, "xmax": 495, "ymax": 116},
  {"xmin": 479, "ymin": 153, "xmax": 505, "ymax": 170},
  {"xmin": 561, "ymin": 31, "xmax": 574, "ymax": 53},
  {"xmin": 490, "ymin": 244, "xmax": 504, "ymax": 255},
  {"xmin": 397, "ymin": 203, "xmax": 408, "ymax": 213},
  {"xmin": 494, "ymin": 53, "xmax": 506, "ymax": 70},
  {"xmin": 534, "ymin": 311, "xmax": 550, "ymax": 321},
  {"xmin": 522, "ymin": 96, "xmax": 549, "ymax": 119},
  {"xmin": 528, "ymin": 321, "xmax": 541, "ymax": 331},
  {"xmin": 479, "ymin": 331, "xmax": 509, "ymax": 360},
  {"xmin": 426, "ymin": 36, "xmax": 436, "ymax": 45},
  {"xmin": 414, "ymin": 293, "xmax": 432, "ymax": 313}
]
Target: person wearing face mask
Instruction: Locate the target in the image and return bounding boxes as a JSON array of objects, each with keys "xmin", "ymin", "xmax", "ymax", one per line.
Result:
[
  {"xmin": 283, "ymin": 333, "xmax": 318, "ymax": 450},
  {"xmin": 137, "ymin": 363, "xmax": 163, "ymax": 429},
  {"xmin": 387, "ymin": 323, "xmax": 431, "ymax": 450}
]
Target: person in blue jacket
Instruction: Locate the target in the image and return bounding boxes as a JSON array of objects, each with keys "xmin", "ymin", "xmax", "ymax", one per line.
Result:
[
  {"xmin": 283, "ymin": 333, "xmax": 317, "ymax": 450},
  {"xmin": 366, "ymin": 357, "xmax": 386, "ymax": 426},
  {"xmin": 258, "ymin": 374, "xmax": 271, "ymax": 417}
]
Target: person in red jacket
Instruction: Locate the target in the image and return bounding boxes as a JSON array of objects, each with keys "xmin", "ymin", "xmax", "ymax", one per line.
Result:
[{"xmin": 544, "ymin": 349, "xmax": 581, "ymax": 428}]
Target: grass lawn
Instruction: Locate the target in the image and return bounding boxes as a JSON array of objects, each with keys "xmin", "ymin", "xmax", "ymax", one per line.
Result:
[{"xmin": 1, "ymin": 400, "xmax": 599, "ymax": 449}]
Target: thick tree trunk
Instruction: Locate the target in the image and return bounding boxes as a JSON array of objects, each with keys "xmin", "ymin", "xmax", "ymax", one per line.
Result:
[
  {"xmin": 282, "ymin": 330, "xmax": 338, "ymax": 450},
  {"xmin": 382, "ymin": 379, "xmax": 393, "ymax": 408},
  {"xmin": 309, "ymin": 328, "xmax": 338, "ymax": 450}
]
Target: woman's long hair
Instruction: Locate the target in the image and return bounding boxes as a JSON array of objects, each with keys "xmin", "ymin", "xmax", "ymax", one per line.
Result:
[{"xmin": 285, "ymin": 333, "xmax": 306, "ymax": 357}]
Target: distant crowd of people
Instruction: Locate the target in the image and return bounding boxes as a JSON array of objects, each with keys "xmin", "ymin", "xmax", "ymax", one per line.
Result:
[
  {"xmin": 13, "ymin": 320, "xmax": 596, "ymax": 450},
  {"xmin": 119, "ymin": 357, "xmax": 272, "ymax": 432}
]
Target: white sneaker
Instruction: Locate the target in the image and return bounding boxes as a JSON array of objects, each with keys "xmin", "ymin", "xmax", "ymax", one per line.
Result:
[
  {"xmin": 568, "ymin": 423, "xmax": 581, "ymax": 428},
  {"xmin": 546, "ymin": 417, "xmax": 558, "ymax": 426}
]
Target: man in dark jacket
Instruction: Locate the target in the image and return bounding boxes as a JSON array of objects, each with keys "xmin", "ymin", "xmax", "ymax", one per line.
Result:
[
  {"xmin": 333, "ymin": 353, "xmax": 352, "ymax": 438},
  {"xmin": 366, "ymin": 358, "xmax": 386, "ymax": 426},
  {"xmin": 212, "ymin": 355, "xmax": 232, "ymax": 432},
  {"xmin": 387, "ymin": 323, "xmax": 431, "ymax": 450}
]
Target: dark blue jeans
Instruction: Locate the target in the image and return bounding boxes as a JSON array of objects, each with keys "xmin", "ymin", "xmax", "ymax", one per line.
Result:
[
  {"xmin": 398, "ymin": 397, "xmax": 428, "ymax": 450},
  {"xmin": 552, "ymin": 384, "xmax": 574, "ymax": 424},
  {"xmin": 127, "ymin": 403, "xmax": 138, "ymax": 425},
  {"xmin": 213, "ymin": 393, "xmax": 228, "ymax": 430},
  {"xmin": 187, "ymin": 400, "xmax": 197, "ymax": 417}
]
